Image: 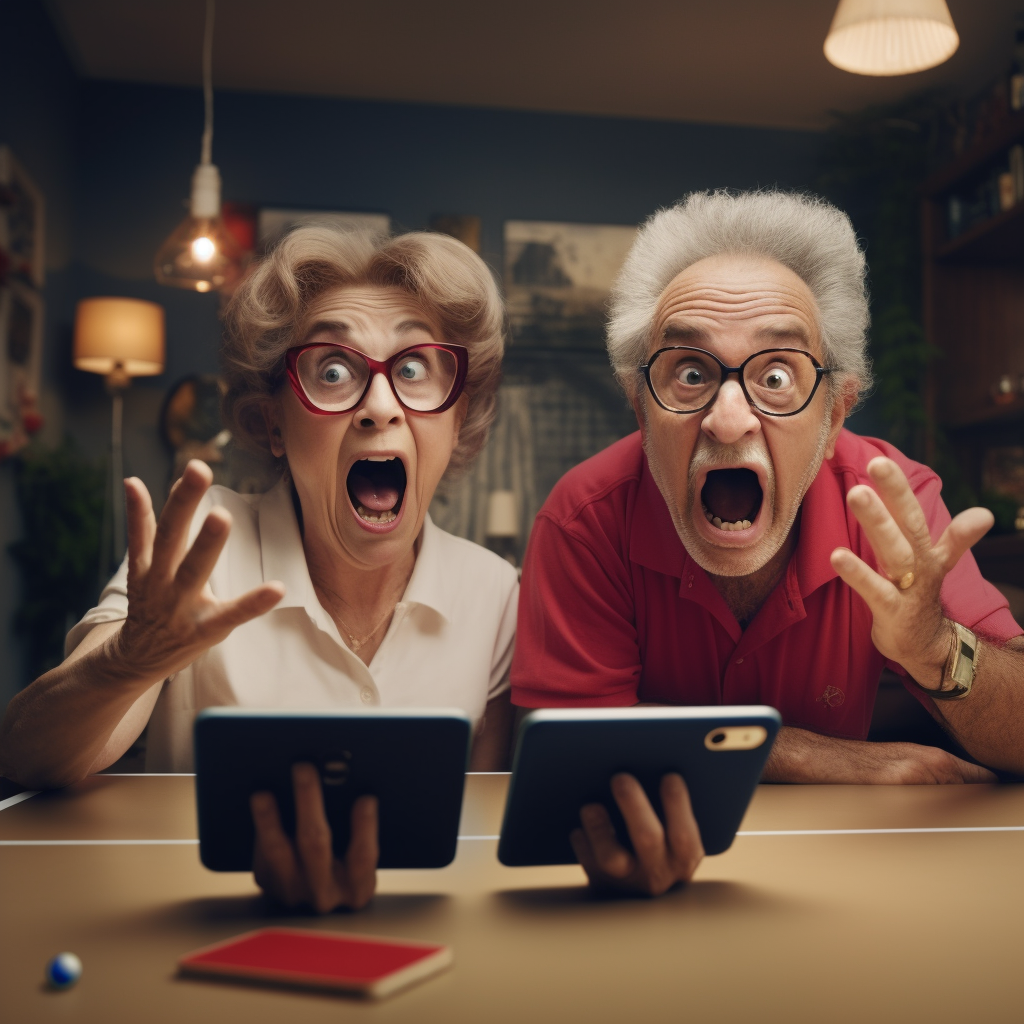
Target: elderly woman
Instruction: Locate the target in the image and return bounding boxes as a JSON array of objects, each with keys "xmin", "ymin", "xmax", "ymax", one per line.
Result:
[{"xmin": 0, "ymin": 227, "xmax": 518, "ymax": 911}]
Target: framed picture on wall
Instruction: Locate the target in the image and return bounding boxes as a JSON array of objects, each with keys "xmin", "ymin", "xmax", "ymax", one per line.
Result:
[
  {"xmin": 0, "ymin": 145, "xmax": 46, "ymax": 289},
  {"xmin": 0, "ymin": 279, "xmax": 44, "ymax": 459},
  {"xmin": 504, "ymin": 220, "xmax": 637, "ymax": 349},
  {"xmin": 258, "ymin": 208, "xmax": 390, "ymax": 250}
]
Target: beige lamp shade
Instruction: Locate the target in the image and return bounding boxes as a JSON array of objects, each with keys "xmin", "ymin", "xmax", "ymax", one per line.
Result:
[
  {"xmin": 486, "ymin": 490, "xmax": 520, "ymax": 539},
  {"xmin": 824, "ymin": 0, "xmax": 958, "ymax": 76},
  {"xmin": 74, "ymin": 297, "xmax": 166, "ymax": 377}
]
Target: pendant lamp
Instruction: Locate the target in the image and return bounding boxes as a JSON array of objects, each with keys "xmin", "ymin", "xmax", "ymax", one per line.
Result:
[
  {"xmin": 154, "ymin": 0, "xmax": 242, "ymax": 292},
  {"xmin": 824, "ymin": 0, "xmax": 959, "ymax": 76}
]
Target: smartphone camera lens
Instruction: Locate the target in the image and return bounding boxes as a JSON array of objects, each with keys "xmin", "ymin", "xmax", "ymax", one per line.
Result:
[{"xmin": 711, "ymin": 732, "xmax": 726, "ymax": 744}]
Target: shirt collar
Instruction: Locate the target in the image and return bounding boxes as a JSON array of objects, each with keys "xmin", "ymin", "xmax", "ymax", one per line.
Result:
[
  {"xmin": 256, "ymin": 479, "xmax": 450, "ymax": 623},
  {"xmin": 628, "ymin": 442, "xmax": 850, "ymax": 599}
]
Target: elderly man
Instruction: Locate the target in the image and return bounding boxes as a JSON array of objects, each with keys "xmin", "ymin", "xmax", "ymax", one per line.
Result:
[{"xmin": 511, "ymin": 190, "xmax": 1024, "ymax": 894}]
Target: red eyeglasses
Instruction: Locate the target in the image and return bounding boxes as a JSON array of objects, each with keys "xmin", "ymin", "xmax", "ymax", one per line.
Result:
[{"xmin": 285, "ymin": 342, "xmax": 469, "ymax": 416}]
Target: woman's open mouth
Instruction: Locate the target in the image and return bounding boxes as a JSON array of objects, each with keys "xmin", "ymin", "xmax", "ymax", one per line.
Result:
[
  {"xmin": 346, "ymin": 456, "xmax": 407, "ymax": 527},
  {"xmin": 700, "ymin": 468, "xmax": 763, "ymax": 533}
]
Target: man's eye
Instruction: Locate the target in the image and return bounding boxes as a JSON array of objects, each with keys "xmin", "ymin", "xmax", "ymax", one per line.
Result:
[
  {"xmin": 678, "ymin": 368, "xmax": 704, "ymax": 386},
  {"xmin": 762, "ymin": 368, "xmax": 793, "ymax": 390},
  {"xmin": 321, "ymin": 363, "xmax": 352, "ymax": 384},
  {"xmin": 398, "ymin": 359, "xmax": 427, "ymax": 381}
]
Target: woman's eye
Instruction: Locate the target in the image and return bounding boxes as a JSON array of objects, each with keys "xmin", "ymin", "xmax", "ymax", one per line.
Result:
[
  {"xmin": 321, "ymin": 362, "xmax": 352, "ymax": 385},
  {"xmin": 398, "ymin": 359, "xmax": 427, "ymax": 381},
  {"xmin": 762, "ymin": 367, "xmax": 793, "ymax": 390},
  {"xmin": 677, "ymin": 367, "xmax": 704, "ymax": 386}
]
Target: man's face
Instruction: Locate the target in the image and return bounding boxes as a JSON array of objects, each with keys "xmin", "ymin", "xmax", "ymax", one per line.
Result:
[{"xmin": 636, "ymin": 254, "xmax": 848, "ymax": 578}]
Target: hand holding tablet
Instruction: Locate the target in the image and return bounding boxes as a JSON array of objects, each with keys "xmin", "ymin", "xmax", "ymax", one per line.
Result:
[{"xmin": 571, "ymin": 771, "xmax": 705, "ymax": 896}]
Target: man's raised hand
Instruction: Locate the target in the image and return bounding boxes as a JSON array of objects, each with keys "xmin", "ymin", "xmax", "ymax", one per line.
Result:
[{"xmin": 830, "ymin": 456, "xmax": 993, "ymax": 687}]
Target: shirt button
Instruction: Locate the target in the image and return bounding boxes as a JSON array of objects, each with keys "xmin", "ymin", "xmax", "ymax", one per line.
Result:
[
  {"xmin": 736, "ymin": 658, "xmax": 744, "ymax": 664},
  {"xmin": 360, "ymin": 688, "xmax": 374, "ymax": 704}
]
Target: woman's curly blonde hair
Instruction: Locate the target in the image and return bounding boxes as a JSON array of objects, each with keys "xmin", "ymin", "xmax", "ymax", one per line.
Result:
[{"xmin": 221, "ymin": 226, "xmax": 505, "ymax": 479}]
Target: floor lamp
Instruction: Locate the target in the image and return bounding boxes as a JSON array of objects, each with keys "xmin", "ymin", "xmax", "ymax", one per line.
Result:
[{"xmin": 73, "ymin": 298, "xmax": 165, "ymax": 570}]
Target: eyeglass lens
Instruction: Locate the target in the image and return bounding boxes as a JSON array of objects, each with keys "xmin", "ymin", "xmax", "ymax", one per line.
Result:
[
  {"xmin": 647, "ymin": 348, "xmax": 821, "ymax": 415},
  {"xmin": 295, "ymin": 345, "xmax": 460, "ymax": 413}
]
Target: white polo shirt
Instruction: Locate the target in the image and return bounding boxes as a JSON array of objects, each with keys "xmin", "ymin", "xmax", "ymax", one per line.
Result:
[{"xmin": 66, "ymin": 480, "xmax": 519, "ymax": 772}]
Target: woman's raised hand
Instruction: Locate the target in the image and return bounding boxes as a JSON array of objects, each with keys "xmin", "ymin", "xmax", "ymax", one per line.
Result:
[{"xmin": 111, "ymin": 460, "xmax": 285, "ymax": 684}]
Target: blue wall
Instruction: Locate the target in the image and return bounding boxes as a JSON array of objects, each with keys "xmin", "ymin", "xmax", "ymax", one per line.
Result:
[{"xmin": 2, "ymin": 0, "xmax": 832, "ymax": 706}]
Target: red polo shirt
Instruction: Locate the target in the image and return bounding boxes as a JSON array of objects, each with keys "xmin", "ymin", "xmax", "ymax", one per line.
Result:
[{"xmin": 511, "ymin": 430, "xmax": 1021, "ymax": 739}]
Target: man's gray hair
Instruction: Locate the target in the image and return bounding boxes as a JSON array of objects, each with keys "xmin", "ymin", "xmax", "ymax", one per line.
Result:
[{"xmin": 607, "ymin": 190, "xmax": 871, "ymax": 399}]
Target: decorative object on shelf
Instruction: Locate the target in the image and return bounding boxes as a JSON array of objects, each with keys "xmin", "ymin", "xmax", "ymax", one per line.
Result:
[
  {"xmin": 824, "ymin": 0, "xmax": 958, "ymax": 77},
  {"xmin": 154, "ymin": 0, "xmax": 244, "ymax": 294},
  {"xmin": 504, "ymin": 220, "xmax": 636, "ymax": 350},
  {"xmin": 0, "ymin": 280, "xmax": 44, "ymax": 461},
  {"xmin": 485, "ymin": 489, "xmax": 520, "ymax": 567},
  {"xmin": 992, "ymin": 374, "xmax": 1019, "ymax": 407},
  {"xmin": 981, "ymin": 447, "xmax": 1024, "ymax": 534},
  {"xmin": 257, "ymin": 208, "xmax": 389, "ymax": 251},
  {"xmin": 73, "ymin": 297, "xmax": 165, "ymax": 568},
  {"xmin": 429, "ymin": 215, "xmax": 481, "ymax": 254},
  {"xmin": 1012, "ymin": 15, "xmax": 1024, "ymax": 111},
  {"xmin": 0, "ymin": 146, "xmax": 45, "ymax": 460},
  {"xmin": 0, "ymin": 145, "xmax": 44, "ymax": 288}
]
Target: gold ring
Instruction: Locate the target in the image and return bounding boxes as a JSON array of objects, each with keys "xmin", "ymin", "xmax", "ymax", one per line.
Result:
[{"xmin": 895, "ymin": 571, "xmax": 915, "ymax": 590}]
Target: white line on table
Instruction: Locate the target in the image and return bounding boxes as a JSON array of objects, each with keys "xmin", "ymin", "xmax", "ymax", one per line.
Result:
[
  {"xmin": 4, "ymin": 826, "xmax": 1023, "ymax": 847},
  {"xmin": 0, "ymin": 791, "xmax": 38, "ymax": 812}
]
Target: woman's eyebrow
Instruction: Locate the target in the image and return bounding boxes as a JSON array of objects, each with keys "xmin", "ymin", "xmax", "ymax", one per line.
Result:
[
  {"xmin": 395, "ymin": 319, "xmax": 436, "ymax": 336},
  {"xmin": 662, "ymin": 323, "xmax": 707, "ymax": 343},
  {"xmin": 754, "ymin": 323, "xmax": 812, "ymax": 346}
]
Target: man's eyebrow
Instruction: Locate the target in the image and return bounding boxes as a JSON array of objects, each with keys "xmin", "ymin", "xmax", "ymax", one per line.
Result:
[
  {"xmin": 662, "ymin": 323, "xmax": 708, "ymax": 342},
  {"xmin": 754, "ymin": 324, "xmax": 812, "ymax": 345}
]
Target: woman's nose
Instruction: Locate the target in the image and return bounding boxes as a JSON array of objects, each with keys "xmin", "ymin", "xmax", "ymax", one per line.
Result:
[
  {"xmin": 353, "ymin": 372, "xmax": 404, "ymax": 428},
  {"xmin": 700, "ymin": 379, "xmax": 761, "ymax": 445}
]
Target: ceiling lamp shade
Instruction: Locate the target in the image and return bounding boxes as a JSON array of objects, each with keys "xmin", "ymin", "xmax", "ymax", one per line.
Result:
[
  {"xmin": 74, "ymin": 297, "xmax": 166, "ymax": 384},
  {"xmin": 824, "ymin": 0, "xmax": 959, "ymax": 76},
  {"xmin": 153, "ymin": 0, "xmax": 243, "ymax": 293},
  {"xmin": 154, "ymin": 163, "xmax": 243, "ymax": 293}
]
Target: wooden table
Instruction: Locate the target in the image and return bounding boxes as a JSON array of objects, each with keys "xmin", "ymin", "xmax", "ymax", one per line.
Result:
[{"xmin": 2, "ymin": 774, "xmax": 1024, "ymax": 1023}]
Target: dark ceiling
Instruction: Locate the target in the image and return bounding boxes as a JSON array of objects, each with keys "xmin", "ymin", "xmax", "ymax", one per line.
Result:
[{"xmin": 46, "ymin": 0, "xmax": 1022, "ymax": 130}]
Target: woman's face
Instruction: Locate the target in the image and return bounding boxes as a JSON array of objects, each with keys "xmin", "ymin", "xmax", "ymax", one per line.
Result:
[{"xmin": 268, "ymin": 285, "xmax": 468, "ymax": 572}]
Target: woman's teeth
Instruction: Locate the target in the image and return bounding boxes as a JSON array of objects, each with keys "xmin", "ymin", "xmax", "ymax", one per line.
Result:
[
  {"xmin": 356, "ymin": 506, "xmax": 398, "ymax": 523},
  {"xmin": 703, "ymin": 507, "xmax": 752, "ymax": 532}
]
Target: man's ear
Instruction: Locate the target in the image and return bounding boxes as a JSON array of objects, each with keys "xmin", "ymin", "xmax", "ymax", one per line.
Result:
[
  {"xmin": 823, "ymin": 381, "xmax": 856, "ymax": 460},
  {"xmin": 262, "ymin": 399, "xmax": 287, "ymax": 458},
  {"xmin": 630, "ymin": 390, "xmax": 648, "ymax": 442}
]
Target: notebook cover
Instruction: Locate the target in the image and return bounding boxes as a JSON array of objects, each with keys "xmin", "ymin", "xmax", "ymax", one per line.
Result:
[{"xmin": 178, "ymin": 927, "xmax": 452, "ymax": 998}]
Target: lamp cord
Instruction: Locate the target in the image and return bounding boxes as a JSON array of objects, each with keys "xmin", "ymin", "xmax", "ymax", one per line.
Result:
[{"xmin": 200, "ymin": 0, "xmax": 215, "ymax": 166}]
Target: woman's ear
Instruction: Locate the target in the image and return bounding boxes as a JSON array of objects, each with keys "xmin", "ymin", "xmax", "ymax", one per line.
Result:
[
  {"xmin": 451, "ymin": 393, "xmax": 470, "ymax": 448},
  {"xmin": 262, "ymin": 399, "xmax": 287, "ymax": 458}
]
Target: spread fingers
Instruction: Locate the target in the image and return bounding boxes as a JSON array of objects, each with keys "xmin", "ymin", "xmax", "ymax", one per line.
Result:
[
  {"xmin": 845, "ymin": 484, "xmax": 915, "ymax": 580},
  {"xmin": 865, "ymin": 458, "xmax": 933, "ymax": 555},
  {"xmin": 149, "ymin": 461, "xmax": 214, "ymax": 582},
  {"xmin": 174, "ymin": 508, "xmax": 232, "ymax": 595},
  {"xmin": 124, "ymin": 477, "xmax": 157, "ymax": 578}
]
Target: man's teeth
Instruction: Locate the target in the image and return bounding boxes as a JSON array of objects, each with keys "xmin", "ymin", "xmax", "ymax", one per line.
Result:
[
  {"xmin": 703, "ymin": 508, "xmax": 752, "ymax": 532},
  {"xmin": 356, "ymin": 505, "xmax": 397, "ymax": 524},
  {"xmin": 363, "ymin": 455, "xmax": 396, "ymax": 462}
]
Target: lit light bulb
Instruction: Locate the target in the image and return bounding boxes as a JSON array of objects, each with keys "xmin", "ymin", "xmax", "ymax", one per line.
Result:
[
  {"xmin": 191, "ymin": 236, "xmax": 216, "ymax": 263},
  {"xmin": 154, "ymin": 164, "xmax": 243, "ymax": 293}
]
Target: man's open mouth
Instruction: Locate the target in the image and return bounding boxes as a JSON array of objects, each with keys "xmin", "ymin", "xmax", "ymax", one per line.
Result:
[
  {"xmin": 700, "ymin": 468, "xmax": 763, "ymax": 532},
  {"xmin": 346, "ymin": 456, "xmax": 407, "ymax": 524}
]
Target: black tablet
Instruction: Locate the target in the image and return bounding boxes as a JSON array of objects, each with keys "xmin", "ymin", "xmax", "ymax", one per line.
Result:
[
  {"xmin": 497, "ymin": 706, "xmax": 781, "ymax": 866},
  {"xmin": 194, "ymin": 708, "xmax": 471, "ymax": 871}
]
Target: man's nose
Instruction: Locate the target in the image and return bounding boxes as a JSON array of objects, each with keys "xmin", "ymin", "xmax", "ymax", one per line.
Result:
[
  {"xmin": 353, "ymin": 371, "xmax": 404, "ymax": 428},
  {"xmin": 700, "ymin": 379, "xmax": 761, "ymax": 445}
]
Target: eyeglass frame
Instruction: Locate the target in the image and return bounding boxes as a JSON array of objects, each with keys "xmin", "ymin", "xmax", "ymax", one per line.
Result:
[
  {"xmin": 639, "ymin": 345, "xmax": 834, "ymax": 418},
  {"xmin": 284, "ymin": 341, "xmax": 470, "ymax": 417}
]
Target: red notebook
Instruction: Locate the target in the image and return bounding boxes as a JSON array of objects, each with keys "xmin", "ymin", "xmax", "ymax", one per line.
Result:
[{"xmin": 178, "ymin": 927, "xmax": 452, "ymax": 999}]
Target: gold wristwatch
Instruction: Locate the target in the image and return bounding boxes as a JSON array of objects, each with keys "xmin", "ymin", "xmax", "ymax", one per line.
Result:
[{"xmin": 919, "ymin": 622, "xmax": 978, "ymax": 700}]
